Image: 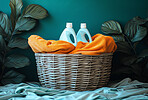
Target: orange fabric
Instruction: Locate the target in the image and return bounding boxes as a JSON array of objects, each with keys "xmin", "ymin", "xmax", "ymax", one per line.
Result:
[
  {"xmin": 69, "ymin": 34, "xmax": 117, "ymax": 55},
  {"xmin": 28, "ymin": 35, "xmax": 75, "ymax": 54},
  {"xmin": 28, "ymin": 34, "xmax": 117, "ymax": 55}
]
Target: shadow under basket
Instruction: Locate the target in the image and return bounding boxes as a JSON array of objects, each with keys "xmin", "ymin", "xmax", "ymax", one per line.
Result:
[{"xmin": 35, "ymin": 53, "xmax": 113, "ymax": 91}]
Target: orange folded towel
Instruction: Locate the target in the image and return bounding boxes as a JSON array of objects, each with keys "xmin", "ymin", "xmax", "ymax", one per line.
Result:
[
  {"xmin": 28, "ymin": 35, "xmax": 75, "ymax": 54},
  {"xmin": 69, "ymin": 34, "xmax": 117, "ymax": 55}
]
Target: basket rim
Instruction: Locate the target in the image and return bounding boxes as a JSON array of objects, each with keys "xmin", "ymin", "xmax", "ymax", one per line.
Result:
[{"xmin": 35, "ymin": 53, "xmax": 113, "ymax": 57}]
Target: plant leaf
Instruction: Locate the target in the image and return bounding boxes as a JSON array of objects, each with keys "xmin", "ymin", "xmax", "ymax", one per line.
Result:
[
  {"xmin": 132, "ymin": 16, "xmax": 148, "ymax": 25},
  {"xmin": 0, "ymin": 53, "xmax": 2, "ymax": 63},
  {"xmin": 4, "ymin": 54, "xmax": 30, "ymax": 68},
  {"xmin": 116, "ymin": 41, "xmax": 132, "ymax": 55},
  {"xmin": 145, "ymin": 17, "xmax": 148, "ymax": 21},
  {"xmin": 0, "ymin": 35, "xmax": 6, "ymax": 52},
  {"xmin": 130, "ymin": 63, "xmax": 142, "ymax": 79},
  {"xmin": 124, "ymin": 16, "xmax": 148, "ymax": 42},
  {"xmin": 120, "ymin": 55, "xmax": 137, "ymax": 66},
  {"xmin": 131, "ymin": 26, "xmax": 147, "ymax": 42},
  {"xmin": 9, "ymin": 0, "xmax": 23, "ymax": 31},
  {"xmin": 111, "ymin": 34, "xmax": 125, "ymax": 42},
  {"xmin": 14, "ymin": 17, "xmax": 36, "ymax": 34},
  {"xmin": 1, "ymin": 70, "xmax": 25, "ymax": 85},
  {"xmin": 0, "ymin": 12, "xmax": 10, "ymax": 37},
  {"xmin": 8, "ymin": 37, "xmax": 29, "ymax": 49},
  {"xmin": 22, "ymin": 4, "xmax": 48, "ymax": 19},
  {"xmin": 138, "ymin": 49, "xmax": 148, "ymax": 58},
  {"xmin": 142, "ymin": 61, "xmax": 148, "ymax": 78},
  {"xmin": 101, "ymin": 20, "xmax": 122, "ymax": 34}
]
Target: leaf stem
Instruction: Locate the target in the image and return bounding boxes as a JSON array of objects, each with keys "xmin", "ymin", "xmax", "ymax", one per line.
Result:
[{"xmin": 123, "ymin": 33, "xmax": 137, "ymax": 55}]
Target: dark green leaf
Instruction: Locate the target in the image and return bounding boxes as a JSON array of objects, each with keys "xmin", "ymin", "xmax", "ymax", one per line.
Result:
[
  {"xmin": 145, "ymin": 17, "xmax": 148, "ymax": 21},
  {"xmin": 0, "ymin": 35, "xmax": 6, "ymax": 51},
  {"xmin": 133, "ymin": 42, "xmax": 139, "ymax": 49},
  {"xmin": 130, "ymin": 63, "xmax": 142, "ymax": 79},
  {"xmin": 132, "ymin": 16, "xmax": 148, "ymax": 25},
  {"xmin": 142, "ymin": 61, "xmax": 148, "ymax": 80},
  {"xmin": 111, "ymin": 34, "xmax": 125, "ymax": 42},
  {"xmin": 146, "ymin": 61, "xmax": 148, "ymax": 69},
  {"xmin": 22, "ymin": 4, "xmax": 48, "ymax": 19},
  {"xmin": 124, "ymin": 16, "xmax": 148, "ymax": 42},
  {"xmin": 8, "ymin": 37, "xmax": 29, "ymax": 49},
  {"xmin": 132, "ymin": 26, "xmax": 147, "ymax": 42},
  {"xmin": 120, "ymin": 56, "xmax": 137, "ymax": 66},
  {"xmin": 14, "ymin": 17, "xmax": 36, "ymax": 34},
  {"xmin": 1, "ymin": 70, "xmax": 25, "ymax": 85},
  {"xmin": 101, "ymin": 20, "xmax": 122, "ymax": 34},
  {"xmin": 0, "ymin": 27, "xmax": 7, "ymax": 38},
  {"xmin": 4, "ymin": 54, "xmax": 30, "ymax": 68},
  {"xmin": 138, "ymin": 49, "xmax": 148, "ymax": 58},
  {"xmin": 113, "ymin": 66, "xmax": 131, "ymax": 75},
  {"xmin": 116, "ymin": 41, "xmax": 132, "ymax": 55},
  {"xmin": 145, "ymin": 22, "xmax": 148, "ymax": 28},
  {"xmin": 0, "ymin": 53, "xmax": 3, "ymax": 63},
  {"xmin": 9, "ymin": 0, "xmax": 23, "ymax": 30},
  {"xmin": 136, "ymin": 57, "xmax": 145, "ymax": 63},
  {"xmin": 0, "ymin": 12, "xmax": 10, "ymax": 37}
]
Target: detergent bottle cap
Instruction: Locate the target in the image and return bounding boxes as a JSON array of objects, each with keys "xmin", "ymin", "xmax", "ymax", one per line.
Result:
[
  {"xmin": 81, "ymin": 23, "xmax": 86, "ymax": 28},
  {"xmin": 66, "ymin": 23, "xmax": 72, "ymax": 28}
]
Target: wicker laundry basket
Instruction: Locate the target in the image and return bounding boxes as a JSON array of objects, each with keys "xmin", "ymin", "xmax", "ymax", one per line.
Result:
[{"xmin": 35, "ymin": 53, "xmax": 113, "ymax": 91}]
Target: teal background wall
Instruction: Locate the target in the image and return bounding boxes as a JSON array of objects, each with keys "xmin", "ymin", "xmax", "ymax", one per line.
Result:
[{"xmin": 0, "ymin": 0, "xmax": 148, "ymax": 81}]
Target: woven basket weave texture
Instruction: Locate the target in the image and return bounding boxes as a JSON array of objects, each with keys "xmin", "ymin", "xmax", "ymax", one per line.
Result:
[{"xmin": 35, "ymin": 53, "xmax": 112, "ymax": 91}]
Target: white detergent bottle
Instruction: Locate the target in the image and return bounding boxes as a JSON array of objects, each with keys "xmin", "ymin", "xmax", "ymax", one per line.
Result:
[
  {"xmin": 77, "ymin": 23, "xmax": 92, "ymax": 43},
  {"xmin": 59, "ymin": 23, "xmax": 77, "ymax": 46}
]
